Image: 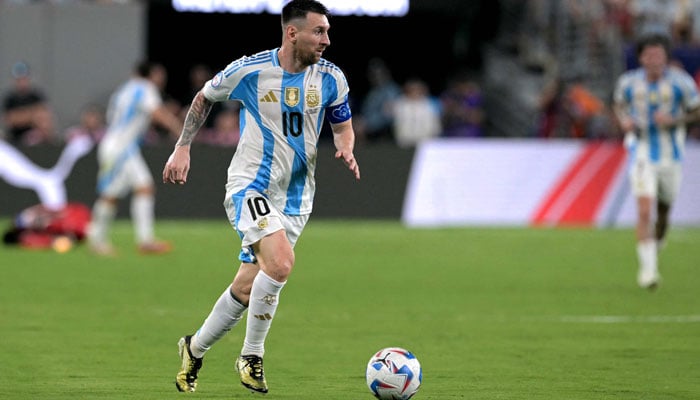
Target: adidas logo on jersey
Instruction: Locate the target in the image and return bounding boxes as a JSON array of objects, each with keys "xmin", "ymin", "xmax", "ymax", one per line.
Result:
[{"xmin": 260, "ymin": 90, "xmax": 279, "ymax": 103}]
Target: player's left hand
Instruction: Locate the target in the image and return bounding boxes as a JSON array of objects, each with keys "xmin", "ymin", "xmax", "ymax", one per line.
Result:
[{"xmin": 335, "ymin": 150, "xmax": 360, "ymax": 180}]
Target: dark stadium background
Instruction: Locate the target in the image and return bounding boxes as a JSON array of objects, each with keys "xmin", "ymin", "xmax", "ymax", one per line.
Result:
[{"xmin": 145, "ymin": 0, "xmax": 502, "ymax": 104}]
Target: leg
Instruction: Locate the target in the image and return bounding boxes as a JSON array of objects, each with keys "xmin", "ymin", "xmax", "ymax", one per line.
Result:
[
  {"xmin": 236, "ymin": 230, "xmax": 294, "ymax": 394},
  {"xmin": 87, "ymin": 195, "xmax": 118, "ymax": 255},
  {"xmin": 131, "ymin": 185, "xmax": 171, "ymax": 253},
  {"xmin": 189, "ymin": 263, "xmax": 259, "ymax": 357},
  {"xmin": 635, "ymin": 195, "xmax": 659, "ymax": 289},
  {"xmin": 176, "ymin": 269, "xmax": 250, "ymax": 393},
  {"xmin": 655, "ymin": 201, "xmax": 671, "ymax": 243}
]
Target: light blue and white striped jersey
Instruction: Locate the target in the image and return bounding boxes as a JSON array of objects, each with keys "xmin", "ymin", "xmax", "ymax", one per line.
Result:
[
  {"xmin": 99, "ymin": 77, "xmax": 161, "ymax": 162},
  {"xmin": 614, "ymin": 66, "xmax": 700, "ymax": 165},
  {"xmin": 203, "ymin": 48, "xmax": 352, "ymax": 216}
]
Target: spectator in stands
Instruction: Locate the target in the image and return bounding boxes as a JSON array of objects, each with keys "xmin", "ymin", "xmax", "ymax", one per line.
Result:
[
  {"xmin": 355, "ymin": 57, "xmax": 401, "ymax": 143},
  {"xmin": 562, "ymin": 77, "xmax": 613, "ymax": 139},
  {"xmin": 64, "ymin": 103, "xmax": 106, "ymax": 144},
  {"xmin": 147, "ymin": 63, "xmax": 182, "ymax": 144},
  {"xmin": 440, "ymin": 72, "xmax": 485, "ymax": 137},
  {"xmin": 392, "ymin": 78, "xmax": 442, "ymax": 148},
  {"xmin": 1, "ymin": 61, "xmax": 52, "ymax": 144}
]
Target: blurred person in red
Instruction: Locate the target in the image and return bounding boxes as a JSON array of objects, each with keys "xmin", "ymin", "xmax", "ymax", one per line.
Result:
[{"xmin": 2, "ymin": 202, "xmax": 91, "ymax": 251}]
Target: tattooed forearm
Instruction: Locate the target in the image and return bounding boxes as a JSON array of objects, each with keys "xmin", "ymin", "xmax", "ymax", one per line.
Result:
[{"xmin": 176, "ymin": 91, "xmax": 214, "ymax": 147}]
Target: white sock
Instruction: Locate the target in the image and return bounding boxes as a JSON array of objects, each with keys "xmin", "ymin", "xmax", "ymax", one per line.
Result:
[
  {"xmin": 131, "ymin": 193, "xmax": 154, "ymax": 244},
  {"xmin": 88, "ymin": 199, "xmax": 116, "ymax": 245},
  {"xmin": 190, "ymin": 287, "xmax": 247, "ymax": 359},
  {"xmin": 637, "ymin": 239, "xmax": 657, "ymax": 272},
  {"xmin": 241, "ymin": 270, "xmax": 285, "ymax": 357}
]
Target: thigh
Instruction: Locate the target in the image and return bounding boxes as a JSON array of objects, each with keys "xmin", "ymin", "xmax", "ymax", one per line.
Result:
[
  {"xmin": 98, "ymin": 153, "xmax": 152, "ymax": 197},
  {"xmin": 657, "ymin": 164, "xmax": 682, "ymax": 204},
  {"xmin": 629, "ymin": 159, "xmax": 657, "ymax": 199},
  {"xmin": 224, "ymin": 190, "xmax": 309, "ymax": 263}
]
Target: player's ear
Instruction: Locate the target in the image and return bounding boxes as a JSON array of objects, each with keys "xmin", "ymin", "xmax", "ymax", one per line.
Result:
[{"xmin": 286, "ymin": 24, "xmax": 298, "ymax": 44}]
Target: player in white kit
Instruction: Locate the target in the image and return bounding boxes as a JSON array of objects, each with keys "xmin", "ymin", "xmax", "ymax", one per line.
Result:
[
  {"xmin": 164, "ymin": 0, "xmax": 360, "ymax": 394},
  {"xmin": 87, "ymin": 62, "xmax": 183, "ymax": 255},
  {"xmin": 613, "ymin": 33, "xmax": 700, "ymax": 289}
]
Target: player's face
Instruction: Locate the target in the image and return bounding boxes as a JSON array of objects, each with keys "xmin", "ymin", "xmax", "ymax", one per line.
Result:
[
  {"xmin": 639, "ymin": 45, "xmax": 667, "ymax": 80},
  {"xmin": 295, "ymin": 12, "xmax": 330, "ymax": 66}
]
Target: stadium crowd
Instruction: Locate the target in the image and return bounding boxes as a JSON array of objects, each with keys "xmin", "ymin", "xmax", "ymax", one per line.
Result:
[{"xmin": 2, "ymin": 0, "xmax": 700, "ymax": 148}]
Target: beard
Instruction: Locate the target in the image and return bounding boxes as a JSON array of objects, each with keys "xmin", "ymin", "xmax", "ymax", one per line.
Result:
[{"xmin": 296, "ymin": 48, "xmax": 322, "ymax": 67}]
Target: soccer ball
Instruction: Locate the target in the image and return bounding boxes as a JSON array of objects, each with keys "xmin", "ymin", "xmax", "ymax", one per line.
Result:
[{"xmin": 365, "ymin": 347, "xmax": 422, "ymax": 400}]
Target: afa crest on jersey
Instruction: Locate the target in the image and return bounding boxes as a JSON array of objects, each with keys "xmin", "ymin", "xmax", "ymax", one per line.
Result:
[
  {"xmin": 306, "ymin": 87, "xmax": 320, "ymax": 107},
  {"xmin": 284, "ymin": 87, "xmax": 300, "ymax": 107}
]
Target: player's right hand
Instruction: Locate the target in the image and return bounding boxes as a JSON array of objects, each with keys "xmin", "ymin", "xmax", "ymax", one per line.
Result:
[{"xmin": 163, "ymin": 146, "xmax": 191, "ymax": 185}]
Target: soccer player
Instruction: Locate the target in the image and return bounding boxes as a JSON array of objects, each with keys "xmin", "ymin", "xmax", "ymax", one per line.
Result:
[
  {"xmin": 2, "ymin": 201, "xmax": 91, "ymax": 250},
  {"xmin": 613, "ymin": 33, "xmax": 700, "ymax": 289},
  {"xmin": 87, "ymin": 61, "xmax": 183, "ymax": 256},
  {"xmin": 163, "ymin": 0, "xmax": 360, "ymax": 394}
]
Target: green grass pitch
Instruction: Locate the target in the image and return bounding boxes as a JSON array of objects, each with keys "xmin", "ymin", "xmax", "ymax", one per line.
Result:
[{"xmin": 1, "ymin": 220, "xmax": 699, "ymax": 399}]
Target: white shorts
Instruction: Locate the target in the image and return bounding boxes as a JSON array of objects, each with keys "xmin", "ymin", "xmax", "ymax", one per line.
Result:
[
  {"xmin": 224, "ymin": 189, "xmax": 309, "ymax": 263},
  {"xmin": 96, "ymin": 152, "xmax": 153, "ymax": 197},
  {"xmin": 628, "ymin": 159, "xmax": 682, "ymax": 204}
]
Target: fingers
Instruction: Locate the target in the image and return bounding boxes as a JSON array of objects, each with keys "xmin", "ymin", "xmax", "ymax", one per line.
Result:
[
  {"xmin": 335, "ymin": 150, "xmax": 360, "ymax": 180},
  {"xmin": 162, "ymin": 164, "xmax": 188, "ymax": 185}
]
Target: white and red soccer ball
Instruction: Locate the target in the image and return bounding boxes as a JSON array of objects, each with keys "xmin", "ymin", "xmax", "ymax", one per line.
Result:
[{"xmin": 365, "ymin": 347, "xmax": 422, "ymax": 400}]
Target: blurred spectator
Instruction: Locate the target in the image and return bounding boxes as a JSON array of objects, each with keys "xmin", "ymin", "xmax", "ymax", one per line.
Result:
[
  {"xmin": 562, "ymin": 79, "xmax": 614, "ymax": 139},
  {"xmin": 22, "ymin": 106, "xmax": 59, "ymax": 146},
  {"xmin": 355, "ymin": 58, "xmax": 401, "ymax": 143},
  {"xmin": 64, "ymin": 103, "xmax": 106, "ymax": 144},
  {"xmin": 182, "ymin": 63, "xmax": 224, "ymax": 130},
  {"xmin": 1, "ymin": 61, "xmax": 52, "ymax": 144},
  {"xmin": 146, "ymin": 63, "xmax": 182, "ymax": 144},
  {"xmin": 536, "ymin": 73, "xmax": 614, "ymax": 139},
  {"xmin": 535, "ymin": 73, "xmax": 566, "ymax": 138},
  {"xmin": 392, "ymin": 78, "xmax": 442, "ymax": 148},
  {"xmin": 628, "ymin": 0, "xmax": 683, "ymax": 39},
  {"xmin": 196, "ymin": 104, "xmax": 240, "ymax": 147},
  {"xmin": 440, "ymin": 73, "xmax": 484, "ymax": 137}
]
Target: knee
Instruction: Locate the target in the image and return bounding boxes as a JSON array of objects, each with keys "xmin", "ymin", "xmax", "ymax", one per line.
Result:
[{"xmin": 265, "ymin": 252, "xmax": 294, "ymax": 282}]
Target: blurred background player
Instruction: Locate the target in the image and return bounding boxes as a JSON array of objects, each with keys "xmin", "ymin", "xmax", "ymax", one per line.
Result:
[
  {"xmin": 613, "ymin": 32, "xmax": 700, "ymax": 289},
  {"xmin": 87, "ymin": 61, "xmax": 183, "ymax": 256},
  {"xmin": 3, "ymin": 201, "xmax": 91, "ymax": 251}
]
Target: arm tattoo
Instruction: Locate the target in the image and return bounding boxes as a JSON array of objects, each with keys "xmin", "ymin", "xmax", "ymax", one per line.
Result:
[{"xmin": 176, "ymin": 91, "xmax": 214, "ymax": 147}]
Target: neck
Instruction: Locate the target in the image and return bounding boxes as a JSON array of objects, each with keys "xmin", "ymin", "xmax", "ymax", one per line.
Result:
[{"xmin": 277, "ymin": 45, "xmax": 306, "ymax": 73}]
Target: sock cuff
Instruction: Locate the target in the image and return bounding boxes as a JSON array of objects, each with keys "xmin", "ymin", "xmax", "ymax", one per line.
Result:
[{"xmin": 258, "ymin": 269, "xmax": 286, "ymax": 289}]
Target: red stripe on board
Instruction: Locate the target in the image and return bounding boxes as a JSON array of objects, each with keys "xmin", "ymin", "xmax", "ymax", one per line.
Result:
[
  {"xmin": 531, "ymin": 142, "xmax": 626, "ymax": 226},
  {"xmin": 531, "ymin": 142, "xmax": 602, "ymax": 225},
  {"xmin": 557, "ymin": 143, "xmax": 626, "ymax": 225}
]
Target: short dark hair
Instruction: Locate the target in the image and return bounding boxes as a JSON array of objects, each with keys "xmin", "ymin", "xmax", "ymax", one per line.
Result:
[
  {"xmin": 135, "ymin": 61, "xmax": 157, "ymax": 78},
  {"xmin": 281, "ymin": 0, "xmax": 330, "ymax": 25},
  {"xmin": 635, "ymin": 32, "xmax": 671, "ymax": 58}
]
